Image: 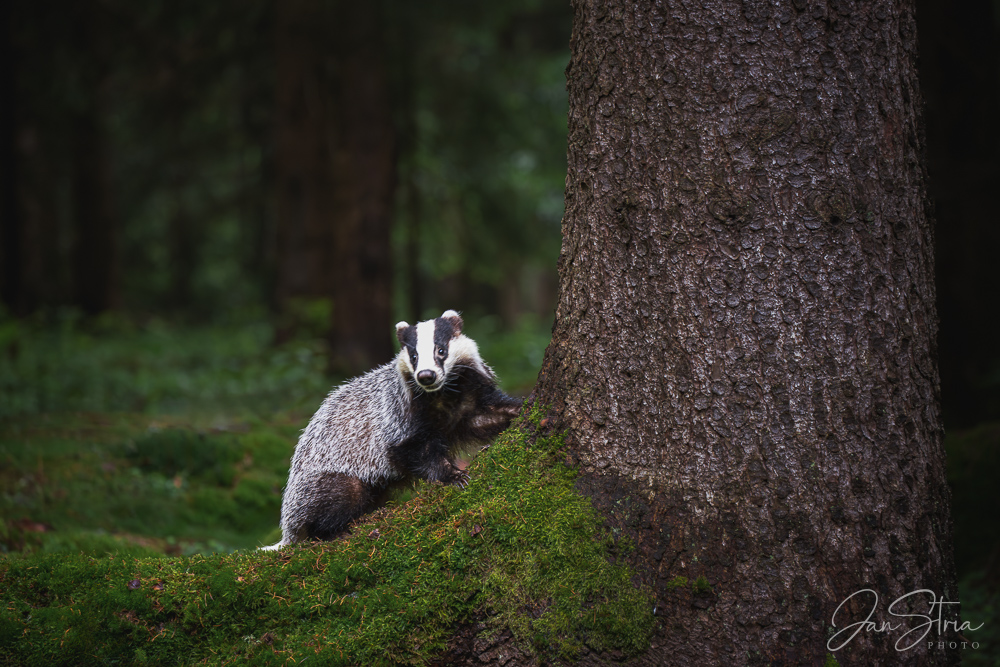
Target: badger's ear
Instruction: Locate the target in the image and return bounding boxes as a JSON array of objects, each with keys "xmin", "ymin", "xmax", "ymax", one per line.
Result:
[
  {"xmin": 441, "ymin": 310, "xmax": 463, "ymax": 334},
  {"xmin": 395, "ymin": 321, "xmax": 410, "ymax": 345}
]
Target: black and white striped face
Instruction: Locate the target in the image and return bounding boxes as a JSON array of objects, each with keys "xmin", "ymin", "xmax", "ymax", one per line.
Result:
[{"xmin": 395, "ymin": 310, "xmax": 476, "ymax": 392}]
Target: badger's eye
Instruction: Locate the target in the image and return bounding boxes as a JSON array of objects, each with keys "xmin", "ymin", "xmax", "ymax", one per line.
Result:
[{"xmin": 437, "ymin": 347, "xmax": 446, "ymax": 356}]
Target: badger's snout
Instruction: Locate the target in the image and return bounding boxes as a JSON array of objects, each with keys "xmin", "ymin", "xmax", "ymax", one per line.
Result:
[{"xmin": 416, "ymin": 370, "xmax": 438, "ymax": 387}]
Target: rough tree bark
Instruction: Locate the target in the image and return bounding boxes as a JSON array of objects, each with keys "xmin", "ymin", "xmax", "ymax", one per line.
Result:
[
  {"xmin": 508, "ymin": 0, "xmax": 957, "ymax": 664},
  {"xmin": 274, "ymin": 0, "xmax": 395, "ymax": 373}
]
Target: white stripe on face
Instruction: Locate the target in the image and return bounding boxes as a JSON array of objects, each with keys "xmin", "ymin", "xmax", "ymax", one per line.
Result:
[
  {"xmin": 447, "ymin": 335, "xmax": 488, "ymax": 378},
  {"xmin": 415, "ymin": 319, "xmax": 438, "ymax": 375}
]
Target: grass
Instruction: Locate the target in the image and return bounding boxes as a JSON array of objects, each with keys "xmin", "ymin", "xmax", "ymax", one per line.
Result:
[
  {"xmin": 0, "ymin": 312, "xmax": 331, "ymax": 419},
  {"xmin": 0, "ymin": 314, "xmax": 652, "ymax": 664},
  {"xmin": 0, "ymin": 309, "xmax": 551, "ymax": 419},
  {"xmin": 0, "ymin": 413, "xmax": 301, "ymax": 558},
  {"xmin": 3, "ymin": 314, "xmax": 998, "ymax": 663},
  {"xmin": 1, "ymin": 408, "xmax": 655, "ymax": 665}
]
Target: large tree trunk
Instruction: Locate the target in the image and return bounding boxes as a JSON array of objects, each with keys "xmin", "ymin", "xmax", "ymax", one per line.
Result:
[
  {"xmin": 274, "ymin": 0, "xmax": 395, "ymax": 373},
  {"xmin": 527, "ymin": 0, "xmax": 958, "ymax": 664}
]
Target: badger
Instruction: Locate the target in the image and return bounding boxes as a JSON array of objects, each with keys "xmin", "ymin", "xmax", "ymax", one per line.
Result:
[{"xmin": 261, "ymin": 310, "xmax": 522, "ymax": 549}]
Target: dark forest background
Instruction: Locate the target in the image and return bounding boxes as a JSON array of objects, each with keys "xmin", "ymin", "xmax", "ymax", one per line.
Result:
[
  {"xmin": 1, "ymin": 0, "xmax": 997, "ymax": 425},
  {"xmin": 1, "ymin": 0, "xmax": 999, "ymax": 655},
  {"xmin": 0, "ymin": 0, "xmax": 570, "ymax": 384}
]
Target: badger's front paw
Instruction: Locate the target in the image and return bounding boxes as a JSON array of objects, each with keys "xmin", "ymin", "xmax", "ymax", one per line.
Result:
[
  {"xmin": 500, "ymin": 403, "xmax": 522, "ymax": 418},
  {"xmin": 447, "ymin": 467, "xmax": 470, "ymax": 489}
]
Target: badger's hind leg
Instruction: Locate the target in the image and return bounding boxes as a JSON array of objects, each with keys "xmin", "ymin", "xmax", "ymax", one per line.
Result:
[{"xmin": 298, "ymin": 472, "xmax": 382, "ymax": 541}]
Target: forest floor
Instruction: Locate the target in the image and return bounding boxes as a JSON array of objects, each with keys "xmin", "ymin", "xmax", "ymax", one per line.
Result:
[
  {"xmin": 0, "ymin": 317, "xmax": 998, "ymax": 664},
  {"xmin": 0, "ymin": 316, "xmax": 653, "ymax": 664},
  {"xmin": 0, "ymin": 313, "xmax": 550, "ymax": 558},
  {"xmin": 0, "ymin": 406, "xmax": 652, "ymax": 665},
  {"xmin": 0, "ymin": 410, "xmax": 300, "ymax": 558}
]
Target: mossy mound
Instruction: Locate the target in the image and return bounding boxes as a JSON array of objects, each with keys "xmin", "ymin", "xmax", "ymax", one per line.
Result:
[{"xmin": 1, "ymin": 408, "xmax": 654, "ymax": 665}]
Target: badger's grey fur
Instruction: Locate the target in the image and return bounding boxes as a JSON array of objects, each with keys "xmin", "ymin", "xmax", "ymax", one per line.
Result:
[{"xmin": 261, "ymin": 310, "xmax": 521, "ymax": 549}]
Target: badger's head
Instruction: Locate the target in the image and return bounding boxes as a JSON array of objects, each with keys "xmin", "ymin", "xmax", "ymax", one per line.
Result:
[{"xmin": 395, "ymin": 309, "xmax": 490, "ymax": 392}]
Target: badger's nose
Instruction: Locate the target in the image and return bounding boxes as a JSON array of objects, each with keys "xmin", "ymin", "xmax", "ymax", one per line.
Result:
[{"xmin": 416, "ymin": 370, "xmax": 437, "ymax": 386}]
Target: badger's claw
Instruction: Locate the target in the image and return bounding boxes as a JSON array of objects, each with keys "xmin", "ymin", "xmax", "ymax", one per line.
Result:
[{"xmin": 450, "ymin": 468, "xmax": 471, "ymax": 489}]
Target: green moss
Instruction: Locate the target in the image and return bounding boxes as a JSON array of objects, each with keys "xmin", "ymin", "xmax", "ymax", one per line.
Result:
[
  {"xmin": 692, "ymin": 576, "xmax": 712, "ymax": 594},
  {"xmin": 0, "ymin": 319, "xmax": 332, "ymax": 419},
  {"xmin": 664, "ymin": 576, "xmax": 688, "ymax": 590},
  {"xmin": 124, "ymin": 429, "xmax": 244, "ymax": 487},
  {"xmin": 824, "ymin": 653, "xmax": 841, "ymax": 667},
  {"xmin": 1, "ymin": 406, "xmax": 654, "ymax": 664},
  {"xmin": 1, "ymin": 413, "xmax": 295, "ymax": 556}
]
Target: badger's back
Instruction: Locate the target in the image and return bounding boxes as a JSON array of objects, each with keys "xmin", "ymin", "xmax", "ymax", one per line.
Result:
[{"xmin": 289, "ymin": 361, "xmax": 412, "ymax": 485}]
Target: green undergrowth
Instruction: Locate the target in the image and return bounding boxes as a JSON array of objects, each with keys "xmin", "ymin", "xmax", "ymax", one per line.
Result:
[
  {"xmin": 463, "ymin": 313, "xmax": 552, "ymax": 395},
  {"xmin": 946, "ymin": 422, "xmax": 1000, "ymax": 665},
  {"xmin": 0, "ymin": 310, "xmax": 552, "ymax": 419},
  {"xmin": 0, "ymin": 313, "xmax": 331, "ymax": 419},
  {"xmin": 946, "ymin": 421, "xmax": 1000, "ymax": 574},
  {"xmin": 1, "ymin": 412, "xmax": 303, "ymax": 557},
  {"xmin": 1, "ymin": 408, "xmax": 654, "ymax": 665},
  {"xmin": 957, "ymin": 568, "xmax": 1000, "ymax": 667}
]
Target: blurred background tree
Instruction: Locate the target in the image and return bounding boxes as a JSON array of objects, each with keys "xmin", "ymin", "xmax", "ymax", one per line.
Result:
[
  {"xmin": 0, "ymin": 0, "xmax": 570, "ymax": 378},
  {"xmin": 1, "ymin": 0, "xmax": 998, "ymax": 422}
]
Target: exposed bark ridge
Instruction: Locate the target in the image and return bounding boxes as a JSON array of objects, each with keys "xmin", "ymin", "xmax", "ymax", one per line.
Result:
[{"xmin": 533, "ymin": 0, "xmax": 958, "ymax": 664}]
